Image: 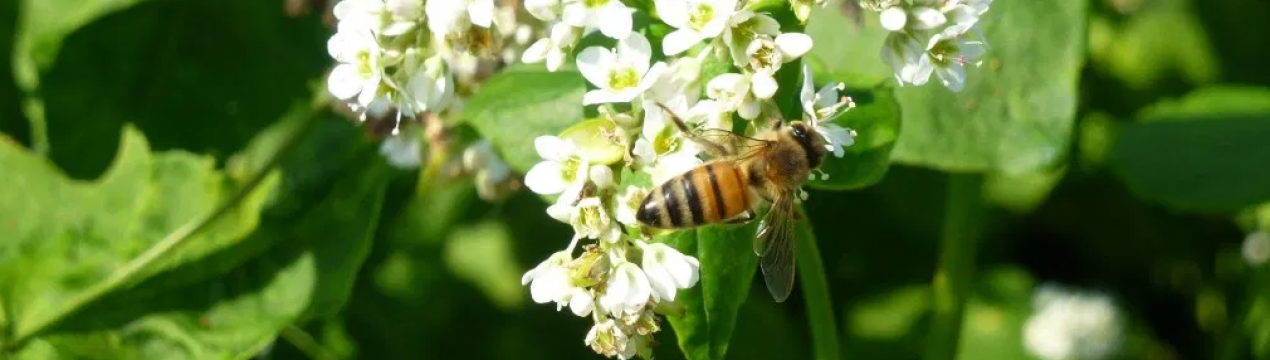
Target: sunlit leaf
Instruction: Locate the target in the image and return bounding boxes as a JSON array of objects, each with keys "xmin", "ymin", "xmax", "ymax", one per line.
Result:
[
  {"xmin": 460, "ymin": 65, "xmax": 587, "ymax": 173},
  {"xmin": 663, "ymin": 222, "xmax": 760, "ymax": 360},
  {"xmin": 0, "ymin": 126, "xmax": 278, "ymax": 348}
]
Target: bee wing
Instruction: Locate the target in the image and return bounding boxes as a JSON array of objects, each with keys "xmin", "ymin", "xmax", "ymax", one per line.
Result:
[
  {"xmin": 754, "ymin": 192, "xmax": 797, "ymax": 303},
  {"xmin": 696, "ymin": 129, "xmax": 773, "ymax": 159}
]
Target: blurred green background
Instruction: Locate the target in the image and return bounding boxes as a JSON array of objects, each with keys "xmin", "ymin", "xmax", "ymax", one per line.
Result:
[{"xmin": 2, "ymin": 0, "xmax": 1270, "ymax": 359}]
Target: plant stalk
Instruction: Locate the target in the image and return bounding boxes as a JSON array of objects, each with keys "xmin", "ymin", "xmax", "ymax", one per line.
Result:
[
  {"xmin": 924, "ymin": 173, "xmax": 984, "ymax": 360},
  {"xmin": 797, "ymin": 217, "xmax": 843, "ymax": 360}
]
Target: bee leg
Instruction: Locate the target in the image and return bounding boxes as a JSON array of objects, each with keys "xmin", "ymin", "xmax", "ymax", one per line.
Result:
[
  {"xmin": 724, "ymin": 211, "xmax": 755, "ymax": 224},
  {"xmin": 655, "ymin": 102, "xmax": 733, "ymax": 158}
]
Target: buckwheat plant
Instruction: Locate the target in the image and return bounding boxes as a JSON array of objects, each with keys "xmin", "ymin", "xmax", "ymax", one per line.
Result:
[{"xmin": 325, "ymin": 0, "xmax": 994, "ymax": 358}]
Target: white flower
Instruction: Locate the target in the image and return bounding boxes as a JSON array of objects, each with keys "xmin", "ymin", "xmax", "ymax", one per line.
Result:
[
  {"xmin": 382, "ymin": 0, "xmax": 423, "ymax": 35},
  {"xmin": 799, "ymin": 64, "xmax": 856, "ymax": 157},
  {"xmin": 600, "ymin": 262, "xmax": 653, "ymax": 316},
  {"xmin": 655, "ymin": 0, "xmax": 738, "ymax": 55},
  {"xmin": 378, "ymin": 134, "xmax": 421, "ymax": 169},
  {"xmin": 562, "ymin": 0, "xmax": 633, "ymax": 39},
  {"xmin": 426, "ymin": 0, "xmax": 494, "ymax": 36},
  {"xmin": 402, "ymin": 55, "xmax": 454, "ymax": 113},
  {"xmin": 1023, "ymin": 284, "xmax": 1124, "ymax": 360},
  {"xmin": 326, "ymin": 28, "xmax": 383, "ymax": 106},
  {"xmin": 924, "ymin": 28, "xmax": 987, "ymax": 92},
  {"xmin": 722, "ymin": 10, "xmax": 780, "ymax": 68},
  {"xmin": 569, "ymin": 197, "xmax": 623, "ymax": 243},
  {"xmin": 640, "ymin": 242, "xmax": 700, "ymax": 301},
  {"xmin": 632, "ymin": 100, "xmax": 705, "ymax": 184},
  {"xmin": 523, "ymin": 22, "xmax": 579, "ymax": 71},
  {"xmin": 614, "ymin": 186, "xmax": 648, "ymax": 226},
  {"xmin": 705, "ymin": 73, "xmax": 768, "ymax": 119},
  {"xmin": 522, "ymin": 251, "xmax": 575, "ymax": 305},
  {"xmin": 567, "ymin": 288, "xmax": 595, "ymax": 316},
  {"xmin": 743, "ymin": 34, "xmax": 811, "ymax": 97},
  {"xmin": 332, "ymin": 0, "xmax": 385, "ymax": 33},
  {"xmin": 526, "ymin": 0, "xmax": 561, "ymax": 21},
  {"xmin": 880, "ymin": 32, "xmax": 931, "ymax": 87},
  {"xmin": 879, "ymin": 6, "xmax": 907, "ymax": 31},
  {"xmin": 525, "ymin": 136, "xmax": 590, "ymax": 201},
  {"xmin": 590, "ymin": 165, "xmax": 615, "ymax": 189},
  {"xmin": 586, "ymin": 319, "xmax": 630, "ymax": 358},
  {"xmin": 577, "ymin": 33, "xmax": 668, "ymax": 105}
]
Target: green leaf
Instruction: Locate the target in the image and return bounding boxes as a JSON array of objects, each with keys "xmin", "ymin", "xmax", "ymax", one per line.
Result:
[
  {"xmin": 0, "ymin": 126, "xmax": 278, "ymax": 348},
  {"xmin": 1108, "ymin": 87, "xmax": 1270, "ymax": 212},
  {"xmin": 38, "ymin": 0, "xmax": 328, "ymax": 178},
  {"xmin": 11, "ymin": 0, "xmax": 156, "ymax": 91},
  {"xmin": 12, "ymin": 148, "xmax": 391, "ymax": 359},
  {"xmin": 663, "ymin": 222, "xmax": 761, "ymax": 360},
  {"xmin": 808, "ymin": 84, "xmax": 900, "ymax": 190},
  {"xmin": 888, "ymin": 0, "xmax": 1088, "ymax": 173},
  {"xmin": 461, "ymin": 65, "xmax": 587, "ymax": 173},
  {"xmin": 804, "ymin": 1, "xmax": 894, "ymax": 87},
  {"xmin": 1087, "ymin": 0, "xmax": 1219, "ymax": 90}
]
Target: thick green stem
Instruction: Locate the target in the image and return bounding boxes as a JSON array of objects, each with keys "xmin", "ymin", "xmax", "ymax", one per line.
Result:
[
  {"xmin": 924, "ymin": 173, "xmax": 983, "ymax": 360},
  {"xmin": 4, "ymin": 96, "xmax": 329, "ymax": 351},
  {"xmin": 23, "ymin": 97, "xmax": 48, "ymax": 156},
  {"xmin": 797, "ymin": 219, "xmax": 842, "ymax": 360}
]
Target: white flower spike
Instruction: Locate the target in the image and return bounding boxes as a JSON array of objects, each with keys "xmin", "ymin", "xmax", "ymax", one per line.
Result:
[{"xmin": 577, "ymin": 33, "xmax": 668, "ymax": 105}]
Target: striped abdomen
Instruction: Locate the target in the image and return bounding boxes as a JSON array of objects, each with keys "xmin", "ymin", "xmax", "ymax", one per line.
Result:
[{"xmin": 636, "ymin": 161, "xmax": 753, "ymax": 229}]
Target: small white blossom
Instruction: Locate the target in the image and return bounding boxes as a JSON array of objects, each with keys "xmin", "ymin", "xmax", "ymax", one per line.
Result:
[
  {"xmin": 523, "ymin": 22, "xmax": 579, "ymax": 71},
  {"xmin": 600, "ymin": 262, "xmax": 653, "ymax": 316},
  {"xmin": 632, "ymin": 100, "xmax": 705, "ymax": 185},
  {"xmin": 332, "ymin": 0, "xmax": 386, "ymax": 33},
  {"xmin": 655, "ymin": 0, "xmax": 739, "ymax": 55},
  {"xmin": 586, "ymin": 319, "xmax": 630, "ymax": 358},
  {"xmin": 525, "ymin": 136, "xmax": 590, "ymax": 202},
  {"xmin": 722, "ymin": 10, "xmax": 780, "ymax": 68},
  {"xmin": 744, "ymin": 34, "xmax": 812, "ymax": 96},
  {"xmin": 526, "ymin": 0, "xmax": 561, "ymax": 21},
  {"xmin": 590, "ymin": 165, "xmax": 616, "ymax": 190},
  {"xmin": 402, "ymin": 55, "xmax": 454, "ymax": 114},
  {"xmin": 1023, "ymin": 284, "xmax": 1124, "ymax": 360},
  {"xmin": 326, "ymin": 28, "xmax": 383, "ymax": 106},
  {"xmin": 880, "ymin": 33, "xmax": 931, "ymax": 87},
  {"xmin": 522, "ymin": 251, "xmax": 576, "ymax": 305},
  {"xmin": 924, "ymin": 27, "xmax": 987, "ymax": 92},
  {"xmin": 578, "ymin": 33, "xmax": 667, "ymax": 105},
  {"xmin": 800, "ymin": 64, "xmax": 856, "ymax": 157},
  {"xmin": 879, "ymin": 6, "xmax": 907, "ymax": 31},
  {"xmin": 563, "ymin": 0, "xmax": 633, "ymax": 39},
  {"xmin": 639, "ymin": 242, "xmax": 700, "ymax": 302},
  {"xmin": 614, "ymin": 186, "xmax": 648, "ymax": 226},
  {"xmin": 1244, "ymin": 231, "xmax": 1270, "ymax": 267},
  {"xmin": 705, "ymin": 73, "xmax": 767, "ymax": 120},
  {"xmin": 426, "ymin": 0, "xmax": 495, "ymax": 36}
]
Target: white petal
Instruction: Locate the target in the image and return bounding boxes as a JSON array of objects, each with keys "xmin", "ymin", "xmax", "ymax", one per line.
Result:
[
  {"xmin": 534, "ymin": 135, "xmax": 568, "ymax": 160},
  {"xmin": 524, "ymin": 161, "xmax": 566, "ymax": 195},
  {"xmin": 750, "ymin": 73, "xmax": 779, "ymax": 100},
  {"xmin": 522, "ymin": 39, "xmax": 552, "ymax": 64},
  {"xmin": 530, "ymin": 267, "xmax": 570, "ymax": 303},
  {"xmin": 799, "ymin": 64, "xmax": 818, "ymax": 117},
  {"xmin": 547, "ymin": 202, "xmax": 575, "ymax": 222},
  {"xmin": 327, "ymin": 64, "xmax": 365, "ymax": 100},
  {"xmin": 775, "ymin": 33, "xmax": 813, "ymax": 61},
  {"xmin": 738, "ymin": 99, "xmax": 759, "ymax": 120},
  {"xmin": 816, "ymin": 84, "xmax": 841, "ymax": 110},
  {"xmin": 355, "ymin": 76, "xmax": 383, "ymax": 107},
  {"xmin": 569, "ymin": 289, "xmax": 595, "ymax": 316},
  {"xmin": 879, "ymin": 6, "xmax": 907, "ymax": 31},
  {"xmin": 598, "ymin": 1, "xmax": 633, "ymax": 39},
  {"xmin": 583, "ymin": 89, "xmax": 634, "ymax": 105},
  {"xmin": 590, "ymin": 165, "xmax": 615, "ymax": 189},
  {"xmin": 561, "ymin": 3, "xmax": 589, "ymax": 27},
  {"xmin": 525, "ymin": 0, "xmax": 560, "ymax": 21},
  {"xmin": 936, "ymin": 65, "xmax": 967, "ymax": 92},
  {"xmin": 643, "ymin": 262, "xmax": 677, "ymax": 301},
  {"xmin": 662, "ymin": 29, "xmax": 704, "ymax": 56},
  {"xmin": 576, "ymin": 47, "xmax": 615, "ymax": 89},
  {"xmin": 550, "ymin": 21, "xmax": 578, "ymax": 44},
  {"xmin": 468, "ymin": 0, "xmax": 495, "ymax": 27},
  {"xmin": 751, "ymin": 13, "xmax": 781, "ymax": 35},
  {"xmin": 632, "ymin": 139, "xmax": 657, "ymax": 163},
  {"xmin": 619, "ymin": 33, "xmax": 653, "ymax": 76},
  {"xmin": 636, "ymin": 62, "xmax": 668, "ymax": 94},
  {"xmin": 546, "ymin": 48, "xmax": 566, "ymax": 72},
  {"xmin": 910, "ymin": 7, "xmax": 947, "ymax": 30},
  {"xmin": 654, "ymin": 0, "xmax": 687, "ymax": 28}
]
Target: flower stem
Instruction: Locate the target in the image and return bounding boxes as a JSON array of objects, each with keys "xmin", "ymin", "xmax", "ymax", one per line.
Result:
[
  {"xmin": 924, "ymin": 173, "xmax": 984, "ymax": 360},
  {"xmin": 281, "ymin": 325, "xmax": 341, "ymax": 360},
  {"xmin": 23, "ymin": 97, "xmax": 48, "ymax": 156},
  {"xmin": 796, "ymin": 217, "xmax": 842, "ymax": 360},
  {"xmin": 4, "ymin": 94, "xmax": 330, "ymax": 351}
]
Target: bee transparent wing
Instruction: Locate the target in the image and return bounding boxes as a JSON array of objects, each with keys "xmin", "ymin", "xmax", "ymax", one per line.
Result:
[
  {"xmin": 754, "ymin": 192, "xmax": 797, "ymax": 303},
  {"xmin": 654, "ymin": 102, "xmax": 772, "ymax": 158}
]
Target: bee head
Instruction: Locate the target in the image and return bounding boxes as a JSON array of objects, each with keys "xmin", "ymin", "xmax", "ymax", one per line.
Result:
[{"xmin": 787, "ymin": 122, "xmax": 825, "ymax": 169}]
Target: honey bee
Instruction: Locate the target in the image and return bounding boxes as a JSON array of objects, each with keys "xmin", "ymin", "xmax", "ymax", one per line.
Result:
[{"xmin": 635, "ymin": 104, "xmax": 827, "ymax": 303}]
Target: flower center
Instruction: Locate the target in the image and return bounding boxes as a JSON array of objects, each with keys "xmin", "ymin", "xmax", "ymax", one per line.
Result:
[
  {"xmin": 585, "ymin": 0, "xmax": 610, "ymax": 8},
  {"xmin": 748, "ymin": 41, "xmax": 781, "ymax": 73},
  {"xmin": 356, "ymin": 51, "xmax": 376, "ymax": 76},
  {"xmin": 562, "ymin": 157, "xmax": 582, "ymax": 183},
  {"xmin": 608, "ymin": 66, "xmax": 640, "ymax": 90},
  {"xmin": 688, "ymin": 4, "xmax": 715, "ymax": 30},
  {"xmin": 653, "ymin": 127, "xmax": 679, "ymax": 155},
  {"xmin": 929, "ymin": 38, "xmax": 961, "ymax": 67}
]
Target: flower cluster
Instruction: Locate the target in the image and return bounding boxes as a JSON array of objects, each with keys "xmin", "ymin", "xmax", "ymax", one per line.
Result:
[
  {"xmin": 516, "ymin": 1, "xmax": 861, "ymax": 359},
  {"xmin": 865, "ymin": 0, "xmax": 993, "ymax": 91}
]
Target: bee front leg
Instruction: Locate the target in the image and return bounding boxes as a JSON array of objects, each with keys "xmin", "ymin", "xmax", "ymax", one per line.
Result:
[{"xmin": 725, "ymin": 211, "xmax": 755, "ymax": 224}]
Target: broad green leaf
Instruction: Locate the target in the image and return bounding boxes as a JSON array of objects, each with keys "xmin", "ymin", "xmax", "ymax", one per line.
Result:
[
  {"xmin": 1108, "ymin": 87, "xmax": 1270, "ymax": 212},
  {"xmin": 0, "ymin": 126, "xmax": 278, "ymax": 347},
  {"xmin": 460, "ymin": 65, "xmax": 587, "ymax": 173},
  {"xmin": 14, "ymin": 149, "xmax": 391, "ymax": 359},
  {"xmin": 808, "ymin": 84, "xmax": 900, "ymax": 190},
  {"xmin": 663, "ymin": 222, "xmax": 760, "ymax": 360},
  {"xmin": 888, "ymin": 0, "xmax": 1088, "ymax": 173},
  {"xmin": 38, "ymin": 0, "xmax": 328, "ymax": 179},
  {"xmin": 804, "ymin": 0, "xmax": 893, "ymax": 86}
]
